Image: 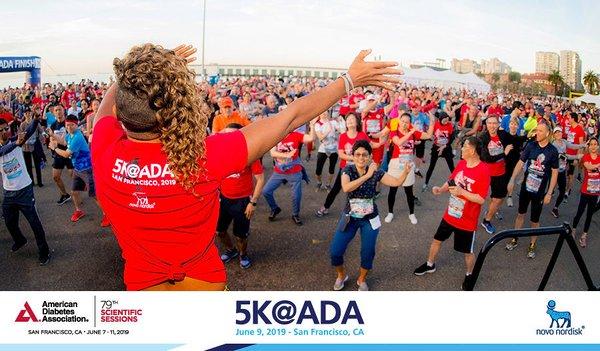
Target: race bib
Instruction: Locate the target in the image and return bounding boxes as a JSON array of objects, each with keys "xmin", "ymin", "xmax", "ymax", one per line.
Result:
[
  {"xmin": 587, "ymin": 178, "xmax": 600, "ymax": 194},
  {"xmin": 397, "ymin": 154, "xmax": 414, "ymax": 172},
  {"xmin": 447, "ymin": 194, "xmax": 466, "ymax": 219},
  {"xmin": 525, "ymin": 172, "xmax": 543, "ymax": 193},
  {"xmin": 349, "ymin": 198, "xmax": 374, "ymax": 218},
  {"xmin": 436, "ymin": 136, "xmax": 448, "ymax": 146},
  {"xmin": 366, "ymin": 120, "xmax": 381, "ymax": 134},
  {"xmin": 558, "ymin": 156, "xmax": 568, "ymax": 172},
  {"xmin": 488, "ymin": 141, "xmax": 503, "ymax": 156},
  {"xmin": 2, "ymin": 157, "xmax": 23, "ymax": 180},
  {"xmin": 369, "ymin": 215, "xmax": 381, "ymax": 230}
]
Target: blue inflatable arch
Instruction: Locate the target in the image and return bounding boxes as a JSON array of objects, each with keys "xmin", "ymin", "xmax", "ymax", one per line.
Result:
[{"xmin": 0, "ymin": 56, "xmax": 41, "ymax": 86}]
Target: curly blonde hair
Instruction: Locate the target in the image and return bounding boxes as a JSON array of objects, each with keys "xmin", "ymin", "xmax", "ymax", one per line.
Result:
[{"xmin": 113, "ymin": 43, "xmax": 208, "ymax": 191}]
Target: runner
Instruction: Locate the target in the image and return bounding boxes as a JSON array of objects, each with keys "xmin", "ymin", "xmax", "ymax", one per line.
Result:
[
  {"xmin": 211, "ymin": 96, "xmax": 250, "ymax": 133},
  {"xmin": 316, "ymin": 113, "xmax": 369, "ymax": 217},
  {"xmin": 571, "ymin": 137, "xmax": 600, "ymax": 248},
  {"xmin": 385, "ymin": 111, "xmax": 434, "ymax": 224},
  {"xmin": 564, "ymin": 113, "xmax": 586, "ymax": 202},
  {"xmin": 409, "ymin": 98, "xmax": 435, "ymax": 177},
  {"xmin": 413, "ymin": 136, "xmax": 490, "ymax": 290},
  {"xmin": 92, "ymin": 44, "xmax": 400, "ymax": 290},
  {"xmin": 550, "ymin": 127, "xmax": 585, "ymax": 218},
  {"xmin": 263, "ymin": 121, "xmax": 315, "ymax": 226},
  {"xmin": 18, "ymin": 107, "xmax": 45, "ymax": 187},
  {"xmin": 330, "ymin": 139, "xmax": 412, "ymax": 291},
  {"xmin": 49, "ymin": 114, "xmax": 97, "ymax": 223},
  {"xmin": 217, "ymin": 123, "xmax": 265, "ymax": 269},
  {"xmin": 505, "ymin": 121, "xmax": 559, "ymax": 258},
  {"xmin": 361, "ymin": 94, "xmax": 386, "ymax": 166},
  {"xmin": 504, "ymin": 116, "xmax": 527, "ymax": 207},
  {"xmin": 423, "ymin": 111, "xmax": 455, "ymax": 191},
  {"xmin": 314, "ymin": 110, "xmax": 345, "ymax": 190},
  {"xmin": 0, "ymin": 116, "xmax": 51, "ymax": 265},
  {"xmin": 480, "ymin": 114, "xmax": 512, "ymax": 234},
  {"xmin": 47, "ymin": 104, "xmax": 73, "ymax": 205}
]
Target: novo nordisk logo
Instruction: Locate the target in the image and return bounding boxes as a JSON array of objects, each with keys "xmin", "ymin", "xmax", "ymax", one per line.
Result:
[{"xmin": 536, "ymin": 300, "xmax": 584, "ymax": 336}]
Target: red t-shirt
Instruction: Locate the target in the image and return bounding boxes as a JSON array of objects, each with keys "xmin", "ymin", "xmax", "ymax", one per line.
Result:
[
  {"xmin": 487, "ymin": 105, "xmax": 503, "ymax": 116},
  {"xmin": 220, "ymin": 159, "xmax": 263, "ymax": 199},
  {"xmin": 443, "ymin": 160, "xmax": 490, "ymax": 231},
  {"xmin": 459, "ymin": 104, "xmax": 470, "ymax": 126},
  {"xmin": 273, "ymin": 131, "xmax": 304, "ymax": 174},
  {"xmin": 433, "ymin": 121, "xmax": 453, "ymax": 148},
  {"xmin": 362, "ymin": 109, "xmax": 384, "ymax": 144},
  {"xmin": 485, "ymin": 134, "xmax": 506, "ymax": 177},
  {"xmin": 581, "ymin": 153, "xmax": 600, "ymax": 195},
  {"xmin": 391, "ymin": 128, "xmax": 422, "ymax": 159},
  {"xmin": 0, "ymin": 111, "xmax": 14, "ymax": 124},
  {"xmin": 564, "ymin": 124, "xmax": 585, "ymax": 156},
  {"xmin": 348, "ymin": 93, "xmax": 364, "ymax": 113},
  {"xmin": 338, "ymin": 131, "xmax": 369, "ymax": 169},
  {"xmin": 61, "ymin": 90, "xmax": 76, "ymax": 107},
  {"xmin": 91, "ymin": 117, "xmax": 248, "ymax": 290},
  {"xmin": 31, "ymin": 96, "xmax": 43, "ymax": 107},
  {"xmin": 338, "ymin": 96, "xmax": 351, "ymax": 116}
]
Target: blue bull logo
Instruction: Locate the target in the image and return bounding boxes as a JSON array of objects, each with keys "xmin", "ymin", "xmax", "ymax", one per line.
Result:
[{"xmin": 547, "ymin": 300, "xmax": 571, "ymax": 328}]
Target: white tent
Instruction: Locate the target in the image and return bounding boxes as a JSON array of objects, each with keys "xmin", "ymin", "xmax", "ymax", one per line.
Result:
[
  {"xmin": 573, "ymin": 93, "xmax": 600, "ymax": 105},
  {"xmin": 400, "ymin": 66, "xmax": 491, "ymax": 93}
]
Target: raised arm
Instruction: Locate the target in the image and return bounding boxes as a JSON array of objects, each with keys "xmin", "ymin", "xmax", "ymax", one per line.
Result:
[{"xmin": 241, "ymin": 50, "xmax": 401, "ymax": 165}]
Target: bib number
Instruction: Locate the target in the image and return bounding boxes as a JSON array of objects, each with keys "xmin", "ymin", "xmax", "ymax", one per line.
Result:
[
  {"xmin": 447, "ymin": 194, "xmax": 465, "ymax": 219},
  {"xmin": 349, "ymin": 198, "xmax": 374, "ymax": 218}
]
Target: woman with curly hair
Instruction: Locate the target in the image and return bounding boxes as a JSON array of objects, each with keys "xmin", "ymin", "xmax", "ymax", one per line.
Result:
[{"xmin": 92, "ymin": 44, "xmax": 400, "ymax": 291}]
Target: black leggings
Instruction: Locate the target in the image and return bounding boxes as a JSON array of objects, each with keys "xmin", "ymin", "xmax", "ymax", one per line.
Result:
[
  {"xmin": 388, "ymin": 185, "xmax": 415, "ymax": 215},
  {"xmin": 324, "ymin": 170, "xmax": 343, "ymax": 209},
  {"xmin": 573, "ymin": 193, "xmax": 599, "ymax": 233},
  {"xmin": 425, "ymin": 145, "xmax": 455, "ymax": 185},
  {"xmin": 554, "ymin": 171, "xmax": 567, "ymax": 208},
  {"xmin": 23, "ymin": 151, "xmax": 43, "ymax": 185},
  {"xmin": 316, "ymin": 152, "xmax": 338, "ymax": 177}
]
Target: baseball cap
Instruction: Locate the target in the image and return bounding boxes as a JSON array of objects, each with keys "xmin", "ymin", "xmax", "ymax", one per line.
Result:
[
  {"xmin": 219, "ymin": 96, "xmax": 233, "ymax": 108},
  {"xmin": 553, "ymin": 126, "xmax": 562, "ymax": 133},
  {"xmin": 65, "ymin": 115, "xmax": 78, "ymax": 124},
  {"xmin": 366, "ymin": 94, "xmax": 376, "ymax": 101}
]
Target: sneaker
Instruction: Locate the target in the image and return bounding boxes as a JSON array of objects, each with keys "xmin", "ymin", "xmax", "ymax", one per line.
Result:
[
  {"xmin": 333, "ymin": 275, "xmax": 348, "ymax": 291},
  {"xmin": 357, "ymin": 281, "xmax": 369, "ymax": 291},
  {"xmin": 413, "ymin": 262, "xmax": 436, "ymax": 276},
  {"xmin": 415, "ymin": 169, "xmax": 423, "ymax": 178},
  {"xmin": 315, "ymin": 207, "xmax": 329, "ymax": 217},
  {"xmin": 220, "ymin": 248, "xmax": 239, "ymax": 263},
  {"xmin": 239, "ymin": 254, "xmax": 252, "ymax": 269},
  {"xmin": 481, "ymin": 220, "xmax": 496, "ymax": 234},
  {"xmin": 268, "ymin": 207, "xmax": 282, "ymax": 221},
  {"xmin": 39, "ymin": 252, "xmax": 51, "ymax": 266},
  {"xmin": 100, "ymin": 215, "xmax": 111, "ymax": 227},
  {"xmin": 384, "ymin": 213, "xmax": 394, "ymax": 223},
  {"xmin": 37, "ymin": 183, "xmax": 44, "ymax": 188},
  {"xmin": 70, "ymin": 210, "xmax": 85, "ymax": 222},
  {"xmin": 505, "ymin": 238, "xmax": 518, "ymax": 251},
  {"xmin": 414, "ymin": 197, "xmax": 422, "ymax": 207},
  {"xmin": 579, "ymin": 233, "xmax": 588, "ymax": 248},
  {"xmin": 461, "ymin": 274, "xmax": 474, "ymax": 291},
  {"xmin": 551, "ymin": 207, "xmax": 559, "ymax": 218},
  {"xmin": 495, "ymin": 211, "xmax": 503, "ymax": 221},
  {"xmin": 563, "ymin": 193, "xmax": 569, "ymax": 204},
  {"xmin": 11, "ymin": 240, "xmax": 27, "ymax": 252},
  {"xmin": 408, "ymin": 214, "xmax": 418, "ymax": 225},
  {"xmin": 292, "ymin": 215, "xmax": 303, "ymax": 226},
  {"xmin": 316, "ymin": 182, "xmax": 322, "ymax": 190},
  {"xmin": 57, "ymin": 194, "xmax": 71, "ymax": 205},
  {"xmin": 421, "ymin": 184, "xmax": 429, "ymax": 192},
  {"xmin": 507, "ymin": 196, "xmax": 513, "ymax": 207},
  {"xmin": 320, "ymin": 184, "xmax": 329, "ymax": 191},
  {"xmin": 40, "ymin": 160, "xmax": 46, "ymax": 169},
  {"xmin": 527, "ymin": 243, "xmax": 536, "ymax": 259}
]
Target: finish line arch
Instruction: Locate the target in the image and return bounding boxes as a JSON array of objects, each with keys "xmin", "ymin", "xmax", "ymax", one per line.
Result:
[{"xmin": 0, "ymin": 56, "xmax": 41, "ymax": 87}]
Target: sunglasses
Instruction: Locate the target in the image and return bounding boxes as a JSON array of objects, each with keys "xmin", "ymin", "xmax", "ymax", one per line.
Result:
[{"xmin": 1, "ymin": 127, "xmax": 10, "ymax": 132}]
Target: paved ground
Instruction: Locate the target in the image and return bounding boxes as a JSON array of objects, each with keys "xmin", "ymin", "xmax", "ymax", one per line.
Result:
[{"xmin": 1, "ymin": 147, "xmax": 598, "ymax": 291}]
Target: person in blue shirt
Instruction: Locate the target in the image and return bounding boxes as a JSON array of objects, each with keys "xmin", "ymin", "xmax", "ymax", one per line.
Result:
[
  {"xmin": 49, "ymin": 114, "xmax": 102, "ymax": 224},
  {"xmin": 500, "ymin": 105, "xmax": 525, "ymax": 136}
]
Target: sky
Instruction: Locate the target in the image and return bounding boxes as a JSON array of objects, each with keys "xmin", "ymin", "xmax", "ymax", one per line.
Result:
[{"xmin": 1, "ymin": 0, "xmax": 599, "ymax": 78}]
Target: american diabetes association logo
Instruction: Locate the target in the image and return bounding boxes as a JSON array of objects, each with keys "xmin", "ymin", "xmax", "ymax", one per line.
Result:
[
  {"xmin": 535, "ymin": 300, "xmax": 584, "ymax": 336},
  {"xmin": 15, "ymin": 300, "xmax": 89, "ymax": 323}
]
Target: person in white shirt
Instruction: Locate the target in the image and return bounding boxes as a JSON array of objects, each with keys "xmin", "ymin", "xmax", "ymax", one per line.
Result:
[{"xmin": 0, "ymin": 115, "xmax": 50, "ymax": 265}]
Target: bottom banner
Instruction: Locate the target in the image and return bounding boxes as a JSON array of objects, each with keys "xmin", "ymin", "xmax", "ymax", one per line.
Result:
[{"xmin": 0, "ymin": 292, "xmax": 597, "ymax": 350}]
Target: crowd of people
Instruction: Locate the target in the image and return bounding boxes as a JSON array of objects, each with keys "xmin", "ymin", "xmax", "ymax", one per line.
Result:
[{"xmin": 1, "ymin": 45, "xmax": 599, "ymax": 291}]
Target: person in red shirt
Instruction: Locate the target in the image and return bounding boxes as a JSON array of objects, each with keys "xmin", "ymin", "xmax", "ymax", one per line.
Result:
[
  {"xmin": 348, "ymin": 87, "xmax": 365, "ymax": 115},
  {"xmin": 424, "ymin": 112, "xmax": 455, "ymax": 190},
  {"xmin": 0, "ymin": 105, "xmax": 14, "ymax": 124},
  {"xmin": 564, "ymin": 112, "xmax": 586, "ymax": 198},
  {"xmin": 217, "ymin": 123, "xmax": 265, "ymax": 269},
  {"xmin": 316, "ymin": 113, "xmax": 369, "ymax": 217},
  {"xmin": 262, "ymin": 123, "xmax": 315, "ymax": 226},
  {"xmin": 361, "ymin": 94, "xmax": 386, "ymax": 165},
  {"xmin": 571, "ymin": 138, "xmax": 600, "ymax": 248},
  {"xmin": 413, "ymin": 136, "xmax": 490, "ymax": 290},
  {"xmin": 61, "ymin": 84, "xmax": 76, "ymax": 108},
  {"xmin": 92, "ymin": 44, "xmax": 399, "ymax": 291}
]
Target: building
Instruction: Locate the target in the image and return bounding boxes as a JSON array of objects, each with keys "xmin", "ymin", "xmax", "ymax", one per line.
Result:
[
  {"xmin": 480, "ymin": 58, "xmax": 511, "ymax": 74},
  {"xmin": 451, "ymin": 59, "xmax": 480, "ymax": 74},
  {"xmin": 522, "ymin": 73, "xmax": 554, "ymax": 94},
  {"xmin": 535, "ymin": 52, "xmax": 559, "ymax": 74},
  {"xmin": 559, "ymin": 50, "xmax": 582, "ymax": 90},
  {"xmin": 191, "ymin": 63, "xmax": 345, "ymax": 79}
]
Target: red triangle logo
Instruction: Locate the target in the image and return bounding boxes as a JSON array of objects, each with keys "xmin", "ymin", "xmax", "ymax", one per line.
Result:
[{"xmin": 15, "ymin": 302, "xmax": 39, "ymax": 322}]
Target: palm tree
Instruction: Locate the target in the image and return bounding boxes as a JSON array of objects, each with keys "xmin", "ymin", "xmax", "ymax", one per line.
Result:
[
  {"xmin": 583, "ymin": 70, "xmax": 599, "ymax": 94},
  {"xmin": 548, "ymin": 70, "xmax": 564, "ymax": 96}
]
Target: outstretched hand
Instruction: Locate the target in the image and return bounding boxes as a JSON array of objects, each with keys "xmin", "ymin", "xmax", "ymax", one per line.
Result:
[
  {"xmin": 173, "ymin": 44, "xmax": 197, "ymax": 64},
  {"xmin": 347, "ymin": 49, "xmax": 403, "ymax": 91}
]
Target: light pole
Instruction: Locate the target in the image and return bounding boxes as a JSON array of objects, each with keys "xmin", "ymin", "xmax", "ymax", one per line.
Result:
[{"xmin": 201, "ymin": 0, "xmax": 206, "ymax": 79}]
